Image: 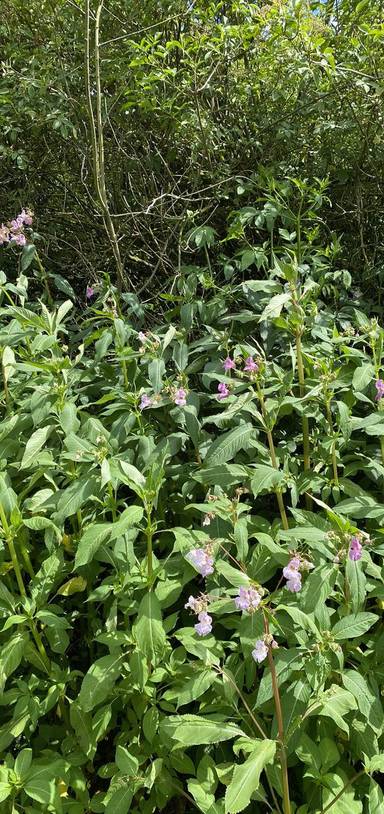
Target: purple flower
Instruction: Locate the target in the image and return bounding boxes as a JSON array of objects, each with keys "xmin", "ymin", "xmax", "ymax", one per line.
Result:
[
  {"xmin": 139, "ymin": 393, "xmax": 152, "ymax": 411},
  {"xmin": 185, "ymin": 595, "xmax": 202, "ymax": 612},
  {"xmin": 10, "ymin": 216, "xmax": 24, "ymax": 230},
  {"xmin": 223, "ymin": 356, "xmax": 236, "ymax": 372},
  {"xmin": 252, "ymin": 639, "xmax": 269, "ymax": 664},
  {"xmin": 283, "ymin": 556, "xmax": 302, "ymax": 592},
  {"xmin": 282, "ymin": 557, "xmax": 301, "ymax": 581},
  {"xmin": 286, "ymin": 575, "xmax": 302, "ymax": 592},
  {"xmin": 217, "ymin": 382, "xmax": 230, "ymax": 400},
  {"xmin": 20, "ymin": 208, "xmax": 33, "ymax": 226},
  {"xmin": 10, "ymin": 232, "xmax": 26, "ymax": 246},
  {"xmin": 186, "ymin": 548, "xmax": 214, "ymax": 577},
  {"xmin": 195, "ymin": 611, "xmax": 212, "ymax": 636},
  {"xmin": 86, "ymin": 285, "xmax": 95, "ymax": 300},
  {"xmin": 173, "ymin": 387, "xmax": 187, "ymax": 406},
  {"xmin": 375, "ymin": 379, "xmax": 384, "ymax": 401},
  {"xmin": 244, "ymin": 356, "xmax": 258, "ymax": 373},
  {"xmin": 349, "ymin": 536, "xmax": 363, "ymax": 561},
  {"xmin": 234, "ymin": 585, "xmax": 262, "ymax": 612}
]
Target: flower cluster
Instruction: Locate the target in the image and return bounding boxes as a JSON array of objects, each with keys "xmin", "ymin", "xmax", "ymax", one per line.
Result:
[
  {"xmin": 0, "ymin": 208, "xmax": 33, "ymax": 247},
  {"xmin": 252, "ymin": 634, "xmax": 278, "ymax": 664},
  {"xmin": 186, "ymin": 547, "xmax": 214, "ymax": 577},
  {"xmin": 349, "ymin": 535, "xmax": 363, "ymax": 561},
  {"xmin": 234, "ymin": 585, "xmax": 262, "ymax": 612},
  {"xmin": 137, "ymin": 331, "xmax": 160, "ymax": 353},
  {"xmin": 185, "ymin": 595, "xmax": 212, "ymax": 636},
  {"xmin": 217, "ymin": 354, "xmax": 259, "ymax": 399},
  {"xmin": 283, "ymin": 555, "xmax": 314, "ymax": 592},
  {"xmin": 375, "ymin": 379, "xmax": 384, "ymax": 401},
  {"xmin": 173, "ymin": 387, "xmax": 187, "ymax": 407},
  {"xmin": 139, "ymin": 393, "xmax": 152, "ymax": 411}
]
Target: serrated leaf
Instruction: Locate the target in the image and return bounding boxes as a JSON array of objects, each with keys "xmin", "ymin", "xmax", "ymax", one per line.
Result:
[
  {"xmin": 161, "ymin": 714, "xmax": 244, "ymax": 746},
  {"xmin": 332, "ymin": 612, "xmax": 378, "ymax": 640},
  {"xmin": 20, "ymin": 426, "xmax": 53, "ymax": 469},
  {"xmin": 225, "ymin": 740, "xmax": 276, "ymax": 813},
  {"xmin": 78, "ymin": 654, "xmax": 124, "ymax": 712},
  {"xmin": 134, "ymin": 592, "xmax": 166, "ymax": 663},
  {"xmin": 204, "ymin": 424, "xmax": 254, "ymax": 466}
]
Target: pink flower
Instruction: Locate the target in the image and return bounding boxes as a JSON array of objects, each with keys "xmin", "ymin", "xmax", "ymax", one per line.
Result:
[
  {"xmin": 252, "ymin": 639, "xmax": 269, "ymax": 664},
  {"xmin": 375, "ymin": 379, "xmax": 384, "ymax": 401},
  {"xmin": 10, "ymin": 232, "xmax": 26, "ymax": 246},
  {"xmin": 20, "ymin": 209, "xmax": 33, "ymax": 226},
  {"xmin": 186, "ymin": 548, "xmax": 214, "ymax": 577},
  {"xmin": 173, "ymin": 387, "xmax": 187, "ymax": 407},
  {"xmin": 10, "ymin": 216, "xmax": 24, "ymax": 230},
  {"xmin": 217, "ymin": 382, "xmax": 230, "ymax": 400},
  {"xmin": 286, "ymin": 575, "xmax": 302, "ymax": 592},
  {"xmin": 244, "ymin": 356, "xmax": 258, "ymax": 373},
  {"xmin": 195, "ymin": 611, "xmax": 212, "ymax": 636},
  {"xmin": 283, "ymin": 556, "xmax": 302, "ymax": 592},
  {"xmin": 139, "ymin": 393, "xmax": 152, "ymax": 411},
  {"xmin": 86, "ymin": 285, "xmax": 95, "ymax": 299},
  {"xmin": 138, "ymin": 331, "xmax": 147, "ymax": 343},
  {"xmin": 234, "ymin": 585, "xmax": 262, "ymax": 612},
  {"xmin": 349, "ymin": 536, "xmax": 363, "ymax": 561},
  {"xmin": 223, "ymin": 357, "xmax": 235, "ymax": 372}
]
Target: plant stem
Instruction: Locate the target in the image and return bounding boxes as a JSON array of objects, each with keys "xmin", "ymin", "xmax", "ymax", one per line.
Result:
[
  {"xmin": 320, "ymin": 770, "xmax": 365, "ymax": 814},
  {"xmin": 146, "ymin": 506, "xmax": 153, "ymax": 584},
  {"xmin": 256, "ymin": 384, "xmax": 289, "ymax": 530},
  {"xmin": 326, "ymin": 401, "xmax": 339, "ymax": 486},
  {"xmin": 35, "ymin": 251, "xmax": 53, "ymax": 305},
  {"xmin": 295, "ymin": 328, "xmax": 311, "ymax": 508},
  {"xmin": 264, "ymin": 614, "xmax": 291, "ymax": 814}
]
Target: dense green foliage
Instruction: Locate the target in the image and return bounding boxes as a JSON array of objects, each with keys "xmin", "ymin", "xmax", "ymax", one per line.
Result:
[
  {"xmin": 2, "ymin": 2, "xmax": 384, "ymax": 812},
  {"xmin": 1, "ymin": 0, "xmax": 384, "ymax": 294},
  {"xmin": 1, "ymin": 239, "xmax": 384, "ymax": 812}
]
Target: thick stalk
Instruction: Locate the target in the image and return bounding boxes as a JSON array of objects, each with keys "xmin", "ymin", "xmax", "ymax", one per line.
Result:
[
  {"xmin": 326, "ymin": 401, "xmax": 339, "ymax": 486},
  {"xmin": 146, "ymin": 506, "xmax": 153, "ymax": 584},
  {"xmin": 1, "ymin": 351, "xmax": 11, "ymax": 411},
  {"xmin": 257, "ymin": 384, "xmax": 289, "ymax": 530},
  {"xmin": 295, "ymin": 329, "xmax": 310, "ymax": 473},
  {"xmin": 264, "ymin": 614, "xmax": 291, "ymax": 814}
]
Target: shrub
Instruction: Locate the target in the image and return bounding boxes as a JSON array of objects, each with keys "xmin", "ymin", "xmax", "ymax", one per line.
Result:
[{"xmin": 0, "ymin": 248, "xmax": 384, "ymax": 813}]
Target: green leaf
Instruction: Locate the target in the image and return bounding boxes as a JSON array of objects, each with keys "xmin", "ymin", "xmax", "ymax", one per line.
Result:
[
  {"xmin": 161, "ymin": 715, "xmax": 244, "ymax": 746},
  {"xmin": 115, "ymin": 745, "xmax": 139, "ymax": 775},
  {"xmin": 352, "ymin": 363, "xmax": 374, "ymax": 392},
  {"xmin": 332, "ymin": 612, "xmax": 378, "ymax": 640},
  {"xmin": 74, "ymin": 523, "xmax": 112, "ymax": 568},
  {"xmin": 20, "ymin": 425, "xmax": 53, "ymax": 469},
  {"xmin": 54, "ymin": 476, "xmax": 98, "ymax": 524},
  {"xmin": 148, "ymin": 358, "xmax": 165, "ymax": 393},
  {"xmin": 105, "ymin": 786, "xmax": 134, "ymax": 814},
  {"xmin": 341, "ymin": 671, "xmax": 383, "ymax": 733},
  {"xmin": 225, "ymin": 740, "xmax": 276, "ymax": 813},
  {"xmin": 345, "ymin": 559, "xmax": 366, "ymax": 613},
  {"xmin": 77, "ymin": 654, "xmax": 124, "ymax": 712},
  {"xmin": 251, "ymin": 464, "xmax": 284, "ymax": 496},
  {"xmin": 134, "ymin": 592, "xmax": 166, "ymax": 663},
  {"xmin": 24, "ymin": 765, "xmax": 58, "ymax": 805},
  {"xmin": 204, "ymin": 424, "xmax": 254, "ymax": 466},
  {"xmin": 20, "ymin": 243, "xmax": 37, "ymax": 271},
  {"xmin": 0, "ymin": 633, "xmax": 27, "ymax": 692}
]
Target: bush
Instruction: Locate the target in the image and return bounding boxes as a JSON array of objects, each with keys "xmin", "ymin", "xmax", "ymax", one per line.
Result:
[{"xmin": 1, "ymin": 242, "xmax": 384, "ymax": 813}]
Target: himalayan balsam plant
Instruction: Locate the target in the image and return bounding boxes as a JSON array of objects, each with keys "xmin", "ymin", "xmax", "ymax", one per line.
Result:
[{"xmin": 0, "ymin": 212, "xmax": 384, "ymax": 814}]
